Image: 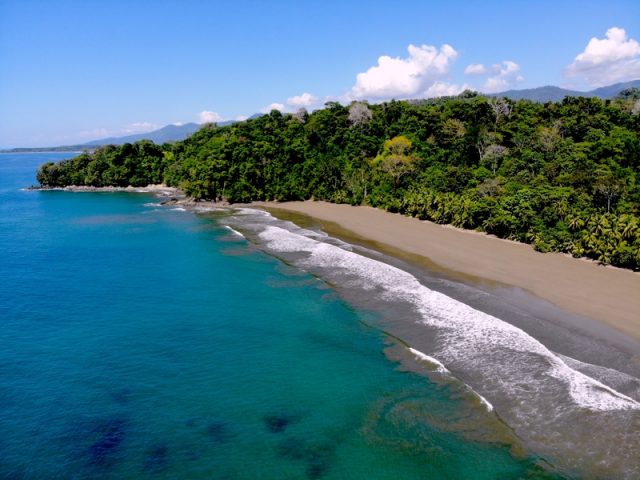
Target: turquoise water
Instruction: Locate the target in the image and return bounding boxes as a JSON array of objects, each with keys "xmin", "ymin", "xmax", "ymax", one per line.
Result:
[{"xmin": 0, "ymin": 153, "xmax": 556, "ymax": 479}]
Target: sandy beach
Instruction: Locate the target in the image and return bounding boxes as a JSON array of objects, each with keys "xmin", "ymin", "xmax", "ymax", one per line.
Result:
[{"xmin": 252, "ymin": 201, "xmax": 640, "ymax": 343}]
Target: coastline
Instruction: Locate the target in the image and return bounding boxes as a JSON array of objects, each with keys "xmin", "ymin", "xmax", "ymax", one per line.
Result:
[
  {"xmin": 30, "ymin": 184, "xmax": 182, "ymax": 194},
  {"xmin": 250, "ymin": 200, "xmax": 640, "ymax": 344},
  {"xmin": 23, "ymin": 182, "xmax": 640, "ymax": 476}
]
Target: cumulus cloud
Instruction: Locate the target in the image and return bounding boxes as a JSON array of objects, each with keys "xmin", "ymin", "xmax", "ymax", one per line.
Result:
[
  {"xmin": 464, "ymin": 63, "xmax": 487, "ymax": 75},
  {"xmin": 235, "ymin": 115, "xmax": 248, "ymax": 121},
  {"xmin": 198, "ymin": 110, "xmax": 223, "ymax": 123},
  {"xmin": 123, "ymin": 122, "xmax": 158, "ymax": 134},
  {"xmin": 72, "ymin": 122, "xmax": 159, "ymax": 142},
  {"xmin": 287, "ymin": 92, "xmax": 317, "ymax": 107},
  {"xmin": 483, "ymin": 61, "xmax": 524, "ymax": 93},
  {"xmin": 424, "ymin": 81, "xmax": 469, "ymax": 97},
  {"xmin": 260, "ymin": 103, "xmax": 285, "ymax": 113},
  {"xmin": 566, "ymin": 27, "xmax": 640, "ymax": 86},
  {"xmin": 349, "ymin": 43, "xmax": 459, "ymax": 99}
]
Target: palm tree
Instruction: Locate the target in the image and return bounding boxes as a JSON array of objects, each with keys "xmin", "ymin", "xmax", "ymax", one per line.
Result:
[
  {"xmin": 617, "ymin": 215, "xmax": 639, "ymax": 240},
  {"xmin": 567, "ymin": 214, "xmax": 585, "ymax": 232}
]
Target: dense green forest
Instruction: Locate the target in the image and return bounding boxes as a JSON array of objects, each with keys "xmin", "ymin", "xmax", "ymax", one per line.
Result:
[{"xmin": 37, "ymin": 91, "xmax": 640, "ymax": 269}]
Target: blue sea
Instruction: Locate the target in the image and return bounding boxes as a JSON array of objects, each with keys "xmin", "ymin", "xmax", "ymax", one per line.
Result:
[{"xmin": 1, "ymin": 153, "xmax": 638, "ymax": 479}]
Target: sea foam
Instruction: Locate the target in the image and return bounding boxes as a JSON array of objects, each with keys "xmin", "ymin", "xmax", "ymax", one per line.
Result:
[
  {"xmin": 258, "ymin": 225, "xmax": 639, "ymax": 412},
  {"xmin": 227, "ymin": 210, "xmax": 640, "ymax": 477},
  {"xmin": 224, "ymin": 225, "xmax": 245, "ymax": 238}
]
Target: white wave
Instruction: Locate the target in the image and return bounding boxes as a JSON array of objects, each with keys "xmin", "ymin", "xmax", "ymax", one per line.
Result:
[
  {"xmin": 408, "ymin": 347, "xmax": 449, "ymax": 373},
  {"xmin": 143, "ymin": 202, "xmax": 162, "ymax": 207},
  {"xmin": 258, "ymin": 225, "xmax": 640, "ymax": 412},
  {"xmin": 409, "ymin": 347, "xmax": 494, "ymax": 412},
  {"xmin": 559, "ymin": 353, "xmax": 640, "ymax": 400},
  {"xmin": 476, "ymin": 393, "xmax": 494, "ymax": 412},
  {"xmin": 192, "ymin": 205, "xmax": 223, "ymax": 212},
  {"xmin": 224, "ymin": 225, "xmax": 245, "ymax": 238},
  {"xmin": 553, "ymin": 363, "xmax": 640, "ymax": 410},
  {"xmin": 171, "ymin": 207, "xmax": 186, "ymax": 212},
  {"xmin": 235, "ymin": 207, "xmax": 271, "ymax": 216}
]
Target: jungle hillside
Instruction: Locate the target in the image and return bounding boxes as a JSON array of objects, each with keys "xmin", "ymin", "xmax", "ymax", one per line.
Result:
[{"xmin": 37, "ymin": 90, "xmax": 640, "ymax": 269}]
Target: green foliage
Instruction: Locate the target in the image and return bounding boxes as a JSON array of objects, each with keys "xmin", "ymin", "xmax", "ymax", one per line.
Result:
[{"xmin": 37, "ymin": 93, "xmax": 640, "ymax": 269}]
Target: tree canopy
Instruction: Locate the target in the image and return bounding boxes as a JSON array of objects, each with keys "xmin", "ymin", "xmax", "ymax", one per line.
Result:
[{"xmin": 38, "ymin": 93, "xmax": 640, "ymax": 270}]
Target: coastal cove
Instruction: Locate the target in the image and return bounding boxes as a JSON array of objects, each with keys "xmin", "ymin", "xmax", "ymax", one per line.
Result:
[
  {"xmin": 3, "ymin": 153, "xmax": 640, "ymax": 479},
  {"xmin": 6, "ymin": 2, "xmax": 640, "ymax": 478},
  {"xmin": 1, "ymin": 152, "xmax": 562, "ymax": 479}
]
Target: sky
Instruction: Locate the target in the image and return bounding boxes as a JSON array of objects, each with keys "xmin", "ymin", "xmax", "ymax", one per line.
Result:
[{"xmin": 1, "ymin": 0, "xmax": 639, "ymax": 148}]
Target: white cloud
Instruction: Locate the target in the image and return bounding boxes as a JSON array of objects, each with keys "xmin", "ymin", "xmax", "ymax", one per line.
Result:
[
  {"xmin": 123, "ymin": 122, "xmax": 158, "ymax": 134},
  {"xmin": 235, "ymin": 115, "xmax": 248, "ymax": 121},
  {"xmin": 198, "ymin": 110, "xmax": 223, "ymax": 123},
  {"xmin": 482, "ymin": 60, "xmax": 523, "ymax": 93},
  {"xmin": 172, "ymin": 122, "xmax": 185, "ymax": 126},
  {"xmin": 566, "ymin": 27, "xmax": 640, "ymax": 87},
  {"xmin": 464, "ymin": 63, "xmax": 487, "ymax": 75},
  {"xmin": 424, "ymin": 81, "xmax": 469, "ymax": 97},
  {"xmin": 260, "ymin": 103, "xmax": 285, "ymax": 113},
  {"xmin": 287, "ymin": 92, "xmax": 317, "ymax": 107},
  {"xmin": 62, "ymin": 121, "xmax": 161, "ymax": 144},
  {"xmin": 77, "ymin": 128, "xmax": 110, "ymax": 139},
  {"xmin": 349, "ymin": 43, "xmax": 459, "ymax": 99}
]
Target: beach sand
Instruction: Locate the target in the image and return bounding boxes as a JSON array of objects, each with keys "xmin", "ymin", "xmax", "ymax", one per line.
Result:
[{"xmin": 252, "ymin": 201, "xmax": 640, "ymax": 343}]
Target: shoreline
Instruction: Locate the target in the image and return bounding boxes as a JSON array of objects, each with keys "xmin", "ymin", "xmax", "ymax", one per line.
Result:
[
  {"xmin": 250, "ymin": 200, "xmax": 640, "ymax": 345},
  {"xmin": 30, "ymin": 184, "xmax": 183, "ymax": 194}
]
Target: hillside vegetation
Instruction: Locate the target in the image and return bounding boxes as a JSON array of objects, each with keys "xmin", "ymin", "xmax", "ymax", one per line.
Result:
[{"xmin": 37, "ymin": 91, "xmax": 640, "ymax": 269}]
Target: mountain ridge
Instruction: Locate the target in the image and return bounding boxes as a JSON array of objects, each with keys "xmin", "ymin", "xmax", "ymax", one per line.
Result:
[
  {"xmin": 83, "ymin": 122, "xmax": 201, "ymax": 146},
  {"xmin": 490, "ymin": 79, "xmax": 640, "ymax": 102}
]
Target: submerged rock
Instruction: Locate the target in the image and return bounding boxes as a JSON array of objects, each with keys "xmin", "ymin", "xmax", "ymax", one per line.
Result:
[
  {"xmin": 206, "ymin": 420, "xmax": 232, "ymax": 443},
  {"xmin": 109, "ymin": 387, "xmax": 133, "ymax": 405},
  {"xmin": 276, "ymin": 436, "xmax": 334, "ymax": 479},
  {"xmin": 143, "ymin": 444, "xmax": 169, "ymax": 474},
  {"xmin": 263, "ymin": 413, "xmax": 301, "ymax": 433},
  {"xmin": 88, "ymin": 418, "xmax": 127, "ymax": 466}
]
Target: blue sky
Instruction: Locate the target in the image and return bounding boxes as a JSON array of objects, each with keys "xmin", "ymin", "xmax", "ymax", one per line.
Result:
[{"xmin": 1, "ymin": 0, "xmax": 639, "ymax": 147}]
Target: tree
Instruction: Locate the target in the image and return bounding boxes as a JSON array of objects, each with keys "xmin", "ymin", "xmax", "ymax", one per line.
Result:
[
  {"xmin": 481, "ymin": 144, "xmax": 508, "ymax": 175},
  {"xmin": 293, "ymin": 108, "xmax": 308, "ymax": 123},
  {"xmin": 34, "ymin": 93, "xmax": 640, "ymax": 270},
  {"xmin": 373, "ymin": 136, "xmax": 417, "ymax": 191},
  {"xmin": 348, "ymin": 102, "xmax": 373, "ymax": 126},
  {"xmin": 489, "ymin": 98, "xmax": 512, "ymax": 125},
  {"xmin": 537, "ymin": 122, "xmax": 562, "ymax": 153},
  {"xmin": 594, "ymin": 173, "xmax": 622, "ymax": 213}
]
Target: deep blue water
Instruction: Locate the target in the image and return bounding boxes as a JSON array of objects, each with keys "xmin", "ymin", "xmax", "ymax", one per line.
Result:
[{"xmin": 0, "ymin": 153, "xmax": 556, "ymax": 479}]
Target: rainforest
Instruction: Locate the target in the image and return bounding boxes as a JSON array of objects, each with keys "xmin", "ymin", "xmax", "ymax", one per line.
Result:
[{"xmin": 37, "ymin": 91, "xmax": 640, "ymax": 269}]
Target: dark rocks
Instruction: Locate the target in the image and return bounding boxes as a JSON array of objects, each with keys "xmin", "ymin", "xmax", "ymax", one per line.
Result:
[
  {"xmin": 109, "ymin": 387, "xmax": 133, "ymax": 405},
  {"xmin": 206, "ymin": 420, "xmax": 232, "ymax": 443},
  {"xmin": 276, "ymin": 436, "xmax": 335, "ymax": 479},
  {"xmin": 263, "ymin": 413, "xmax": 301, "ymax": 433},
  {"xmin": 88, "ymin": 418, "xmax": 127, "ymax": 466},
  {"xmin": 143, "ymin": 444, "xmax": 169, "ymax": 474}
]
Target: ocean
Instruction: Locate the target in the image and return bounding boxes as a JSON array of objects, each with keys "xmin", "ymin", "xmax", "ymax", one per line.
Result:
[{"xmin": 0, "ymin": 152, "xmax": 637, "ymax": 479}]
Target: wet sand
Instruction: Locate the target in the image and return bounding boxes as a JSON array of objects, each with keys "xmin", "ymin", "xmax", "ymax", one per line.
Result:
[{"xmin": 252, "ymin": 201, "xmax": 640, "ymax": 343}]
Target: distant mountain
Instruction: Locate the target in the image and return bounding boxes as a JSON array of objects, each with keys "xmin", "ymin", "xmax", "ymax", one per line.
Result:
[
  {"xmin": 84, "ymin": 122, "xmax": 201, "ymax": 146},
  {"xmin": 492, "ymin": 79, "xmax": 640, "ymax": 102},
  {"xmin": 589, "ymin": 80, "xmax": 640, "ymax": 98},
  {"xmin": 0, "ymin": 120, "xmax": 246, "ymax": 153}
]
